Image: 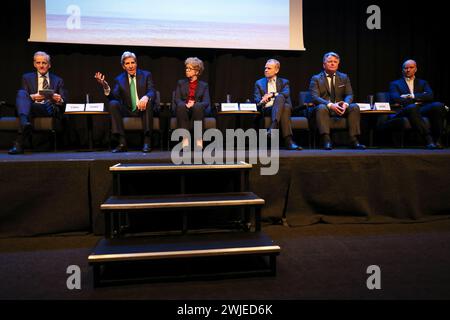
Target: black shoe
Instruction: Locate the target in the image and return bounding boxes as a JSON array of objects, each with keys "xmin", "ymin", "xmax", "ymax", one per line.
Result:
[
  {"xmin": 425, "ymin": 143, "xmax": 437, "ymax": 150},
  {"xmin": 285, "ymin": 138, "xmax": 302, "ymax": 150},
  {"xmin": 8, "ymin": 142, "xmax": 24, "ymax": 155},
  {"xmin": 287, "ymin": 142, "xmax": 302, "ymax": 150},
  {"xmin": 350, "ymin": 141, "xmax": 366, "ymax": 150},
  {"xmin": 112, "ymin": 144, "xmax": 127, "ymax": 153},
  {"xmin": 142, "ymin": 143, "xmax": 152, "ymax": 153},
  {"xmin": 323, "ymin": 141, "xmax": 333, "ymax": 150}
]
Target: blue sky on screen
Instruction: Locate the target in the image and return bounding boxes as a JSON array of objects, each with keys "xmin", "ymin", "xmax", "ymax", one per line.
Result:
[{"xmin": 46, "ymin": 0, "xmax": 289, "ymax": 25}]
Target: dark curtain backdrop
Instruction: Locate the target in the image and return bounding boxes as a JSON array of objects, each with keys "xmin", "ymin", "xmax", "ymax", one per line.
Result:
[{"xmin": 1, "ymin": 1, "xmax": 447, "ymax": 117}]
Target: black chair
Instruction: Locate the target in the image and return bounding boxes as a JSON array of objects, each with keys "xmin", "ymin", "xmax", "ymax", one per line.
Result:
[
  {"xmin": 375, "ymin": 92, "xmax": 430, "ymax": 147},
  {"xmin": 0, "ymin": 101, "xmax": 60, "ymax": 151},
  {"xmin": 300, "ymin": 91, "xmax": 348, "ymax": 148}
]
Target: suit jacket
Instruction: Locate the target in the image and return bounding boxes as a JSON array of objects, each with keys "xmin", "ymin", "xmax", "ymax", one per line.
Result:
[
  {"xmin": 253, "ymin": 77, "xmax": 293, "ymax": 106},
  {"xmin": 110, "ymin": 69, "xmax": 156, "ymax": 108},
  {"xmin": 389, "ymin": 78, "xmax": 434, "ymax": 106},
  {"xmin": 309, "ymin": 71, "xmax": 353, "ymax": 105},
  {"xmin": 20, "ymin": 72, "xmax": 67, "ymax": 102},
  {"xmin": 174, "ymin": 79, "xmax": 210, "ymax": 110}
]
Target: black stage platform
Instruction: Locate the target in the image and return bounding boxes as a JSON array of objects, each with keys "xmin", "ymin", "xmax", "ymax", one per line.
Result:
[{"xmin": 1, "ymin": 148, "xmax": 450, "ymax": 237}]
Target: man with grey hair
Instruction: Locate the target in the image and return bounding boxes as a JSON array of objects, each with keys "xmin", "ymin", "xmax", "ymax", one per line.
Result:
[
  {"xmin": 388, "ymin": 59, "xmax": 446, "ymax": 149},
  {"xmin": 254, "ymin": 59, "xmax": 302, "ymax": 150},
  {"xmin": 95, "ymin": 51, "xmax": 156, "ymax": 152},
  {"xmin": 309, "ymin": 52, "xmax": 365, "ymax": 150},
  {"xmin": 8, "ymin": 51, "xmax": 66, "ymax": 155}
]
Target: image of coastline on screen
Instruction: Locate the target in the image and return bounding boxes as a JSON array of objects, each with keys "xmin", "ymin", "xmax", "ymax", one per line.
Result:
[{"xmin": 30, "ymin": 0, "xmax": 305, "ymax": 50}]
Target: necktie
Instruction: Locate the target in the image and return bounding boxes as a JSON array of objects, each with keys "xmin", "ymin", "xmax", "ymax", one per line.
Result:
[
  {"xmin": 130, "ymin": 75, "xmax": 137, "ymax": 112},
  {"xmin": 42, "ymin": 76, "xmax": 49, "ymax": 89},
  {"xmin": 328, "ymin": 74, "xmax": 336, "ymax": 103}
]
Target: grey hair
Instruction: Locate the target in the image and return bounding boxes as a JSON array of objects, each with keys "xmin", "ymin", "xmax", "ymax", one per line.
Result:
[
  {"xmin": 121, "ymin": 51, "xmax": 137, "ymax": 65},
  {"xmin": 323, "ymin": 52, "xmax": 340, "ymax": 63},
  {"xmin": 402, "ymin": 59, "xmax": 417, "ymax": 69},
  {"xmin": 266, "ymin": 59, "xmax": 280, "ymax": 70},
  {"xmin": 185, "ymin": 57, "xmax": 204, "ymax": 75},
  {"xmin": 34, "ymin": 51, "xmax": 51, "ymax": 64}
]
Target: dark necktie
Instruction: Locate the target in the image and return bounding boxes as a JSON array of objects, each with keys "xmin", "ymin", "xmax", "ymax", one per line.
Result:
[
  {"xmin": 42, "ymin": 76, "xmax": 49, "ymax": 89},
  {"xmin": 328, "ymin": 74, "xmax": 336, "ymax": 103}
]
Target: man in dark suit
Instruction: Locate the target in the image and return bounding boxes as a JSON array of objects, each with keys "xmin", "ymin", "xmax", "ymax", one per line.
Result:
[
  {"xmin": 8, "ymin": 51, "xmax": 66, "ymax": 155},
  {"xmin": 174, "ymin": 57, "xmax": 210, "ymax": 149},
  {"xmin": 254, "ymin": 59, "xmax": 301, "ymax": 150},
  {"xmin": 389, "ymin": 59, "xmax": 446, "ymax": 149},
  {"xmin": 309, "ymin": 52, "xmax": 365, "ymax": 150},
  {"xmin": 95, "ymin": 51, "xmax": 156, "ymax": 153}
]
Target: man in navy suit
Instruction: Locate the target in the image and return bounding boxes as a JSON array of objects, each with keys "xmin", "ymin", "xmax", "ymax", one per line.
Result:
[
  {"xmin": 95, "ymin": 51, "xmax": 156, "ymax": 153},
  {"xmin": 254, "ymin": 59, "xmax": 301, "ymax": 150},
  {"xmin": 8, "ymin": 51, "xmax": 66, "ymax": 155},
  {"xmin": 389, "ymin": 59, "xmax": 446, "ymax": 149},
  {"xmin": 309, "ymin": 52, "xmax": 365, "ymax": 150},
  {"xmin": 174, "ymin": 57, "xmax": 210, "ymax": 149}
]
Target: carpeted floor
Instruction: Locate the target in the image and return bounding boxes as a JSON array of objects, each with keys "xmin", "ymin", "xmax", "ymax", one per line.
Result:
[{"xmin": 1, "ymin": 219, "xmax": 450, "ymax": 300}]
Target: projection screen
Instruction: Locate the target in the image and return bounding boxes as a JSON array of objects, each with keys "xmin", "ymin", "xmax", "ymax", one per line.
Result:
[{"xmin": 29, "ymin": 0, "xmax": 305, "ymax": 51}]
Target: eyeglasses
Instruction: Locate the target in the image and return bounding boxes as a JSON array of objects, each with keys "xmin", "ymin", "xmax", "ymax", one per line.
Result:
[{"xmin": 185, "ymin": 67, "xmax": 197, "ymax": 71}]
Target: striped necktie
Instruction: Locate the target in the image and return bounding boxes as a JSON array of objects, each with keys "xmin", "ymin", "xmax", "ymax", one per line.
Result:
[{"xmin": 42, "ymin": 76, "xmax": 49, "ymax": 89}]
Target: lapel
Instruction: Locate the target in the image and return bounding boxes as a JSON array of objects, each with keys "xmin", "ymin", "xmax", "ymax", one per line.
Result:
[
  {"xmin": 121, "ymin": 72, "xmax": 132, "ymax": 105},
  {"xmin": 276, "ymin": 78, "xmax": 282, "ymax": 92},
  {"xmin": 334, "ymin": 72, "xmax": 342, "ymax": 94},
  {"xmin": 183, "ymin": 79, "xmax": 190, "ymax": 97},
  {"xmin": 413, "ymin": 78, "xmax": 420, "ymax": 93},
  {"xmin": 31, "ymin": 73, "xmax": 38, "ymax": 94},
  {"xmin": 135, "ymin": 69, "xmax": 142, "ymax": 97},
  {"xmin": 321, "ymin": 72, "xmax": 331, "ymax": 96},
  {"xmin": 261, "ymin": 78, "xmax": 268, "ymax": 93},
  {"xmin": 48, "ymin": 73, "xmax": 56, "ymax": 90},
  {"xmin": 400, "ymin": 78, "xmax": 411, "ymax": 94},
  {"xmin": 194, "ymin": 81, "xmax": 203, "ymax": 99}
]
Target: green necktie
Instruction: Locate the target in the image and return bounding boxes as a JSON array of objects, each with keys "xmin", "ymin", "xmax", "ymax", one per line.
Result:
[{"xmin": 130, "ymin": 76, "xmax": 137, "ymax": 112}]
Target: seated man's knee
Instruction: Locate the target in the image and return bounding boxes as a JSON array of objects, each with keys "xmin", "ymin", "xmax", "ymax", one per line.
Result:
[
  {"xmin": 348, "ymin": 103, "xmax": 360, "ymax": 113},
  {"xmin": 108, "ymin": 100, "xmax": 121, "ymax": 111},
  {"xmin": 16, "ymin": 89, "xmax": 29, "ymax": 99},
  {"xmin": 274, "ymin": 95, "xmax": 286, "ymax": 105},
  {"xmin": 404, "ymin": 104, "xmax": 420, "ymax": 114},
  {"xmin": 315, "ymin": 104, "xmax": 329, "ymax": 114},
  {"xmin": 284, "ymin": 104, "xmax": 292, "ymax": 116},
  {"xmin": 431, "ymin": 101, "xmax": 446, "ymax": 113}
]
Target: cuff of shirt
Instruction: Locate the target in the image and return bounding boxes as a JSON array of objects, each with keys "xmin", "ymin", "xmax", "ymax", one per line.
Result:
[{"xmin": 104, "ymin": 86, "xmax": 111, "ymax": 96}]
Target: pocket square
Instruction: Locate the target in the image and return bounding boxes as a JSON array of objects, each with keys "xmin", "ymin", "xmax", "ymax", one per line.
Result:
[{"xmin": 338, "ymin": 84, "xmax": 345, "ymax": 88}]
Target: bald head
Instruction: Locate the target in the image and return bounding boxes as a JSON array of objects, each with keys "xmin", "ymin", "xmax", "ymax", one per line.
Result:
[{"xmin": 402, "ymin": 59, "xmax": 417, "ymax": 79}]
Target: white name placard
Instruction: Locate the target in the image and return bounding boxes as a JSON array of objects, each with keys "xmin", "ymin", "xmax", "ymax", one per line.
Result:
[
  {"xmin": 357, "ymin": 103, "xmax": 372, "ymax": 111},
  {"xmin": 221, "ymin": 103, "xmax": 239, "ymax": 111},
  {"xmin": 65, "ymin": 104, "xmax": 85, "ymax": 112},
  {"xmin": 239, "ymin": 103, "xmax": 257, "ymax": 111},
  {"xmin": 85, "ymin": 103, "xmax": 105, "ymax": 112},
  {"xmin": 374, "ymin": 102, "xmax": 391, "ymax": 111}
]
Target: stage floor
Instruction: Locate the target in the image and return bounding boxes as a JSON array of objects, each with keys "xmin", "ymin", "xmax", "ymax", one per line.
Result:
[
  {"xmin": 1, "ymin": 148, "xmax": 450, "ymax": 237},
  {"xmin": 1, "ymin": 147, "xmax": 450, "ymax": 161}
]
